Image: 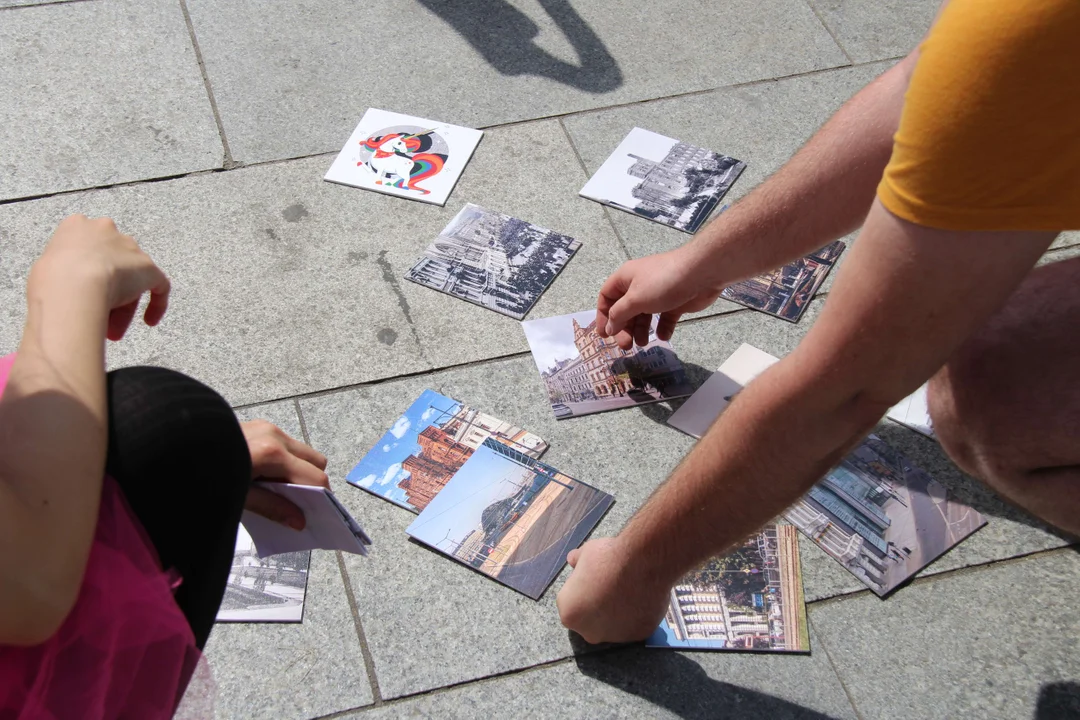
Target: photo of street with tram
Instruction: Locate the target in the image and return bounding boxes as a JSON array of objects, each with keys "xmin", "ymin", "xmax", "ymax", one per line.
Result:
[
  {"xmin": 720, "ymin": 241, "xmax": 846, "ymax": 322},
  {"xmin": 406, "ymin": 437, "xmax": 614, "ymax": 599},
  {"xmin": 647, "ymin": 524, "xmax": 809, "ymax": 652},
  {"xmin": 216, "ymin": 525, "xmax": 310, "ymax": 622},
  {"xmin": 522, "ymin": 310, "xmax": 693, "ymax": 419},
  {"xmin": 784, "ymin": 434, "xmax": 986, "ymax": 596}
]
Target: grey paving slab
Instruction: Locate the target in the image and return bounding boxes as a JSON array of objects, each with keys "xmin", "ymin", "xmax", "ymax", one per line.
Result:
[
  {"xmin": 195, "ymin": 401, "xmax": 374, "ymax": 719},
  {"xmin": 373, "ymin": 119, "xmax": 629, "ymax": 369},
  {"xmin": 341, "ymin": 631, "xmax": 857, "ymax": 720},
  {"xmin": 810, "ymin": 550, "xmax": 1080, "ymax": 720},
  {"xmin": 807, "ymin": 0, "xmax": 940, "ymax": 63},
  {"xmin": 1051, "ymin": 230, "xmax": 1080, "ymax": 250},
  {"xmin": 0, "ymin": 0, "xmax": 88, "ymax": 7},
  {"xmin": 184, "ymin": 0, "xmax": 847, "ymax": 164},
  {"xmin": 0, "ymin": 0, "xmax": 221, "ymax": 201},
  {"xmin": 0, "ymin": 156, "xmax": 431, "ymax": 406},
  {"xmin": 562, "ymin": 63, "xmax": 889, "ymax": 265}
]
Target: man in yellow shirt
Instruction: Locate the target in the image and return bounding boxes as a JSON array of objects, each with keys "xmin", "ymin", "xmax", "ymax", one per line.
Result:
[{"xmin": 557, "ymin": 0, "xmax": 1079, "ymax": 642}]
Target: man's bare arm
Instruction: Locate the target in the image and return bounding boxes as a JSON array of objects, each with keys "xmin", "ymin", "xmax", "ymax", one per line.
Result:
[{"xmin": 559, "ymin": 201, "xmax": 1055, "ymax": 642}]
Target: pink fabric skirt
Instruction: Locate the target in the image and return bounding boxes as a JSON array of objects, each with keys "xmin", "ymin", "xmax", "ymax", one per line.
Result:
[{"xmin": 0, "ymin": 353, "xmax": 211, "ymax": 719}]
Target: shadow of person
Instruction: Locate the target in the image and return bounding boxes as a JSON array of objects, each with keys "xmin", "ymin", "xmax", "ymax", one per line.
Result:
[
  {"xmin": 415, "ymin": 0, "xmax": 623, "ymax": 93},
  {"xmin": 573, "ymin": 646, "xmax": 842, "ymax": 720},
  {"xmin": 635, "ymin": 361, "xmax": 714, "ymax": 425},
  {"xmin": 1036, "ymin": 682, "xmax": 1080, "ymax": 720}
]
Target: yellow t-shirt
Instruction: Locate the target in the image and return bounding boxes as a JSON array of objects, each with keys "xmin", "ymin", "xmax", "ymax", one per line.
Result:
[{"xmin": 878, "ymin": 0, "xmax": 1080, "ymax": 231}]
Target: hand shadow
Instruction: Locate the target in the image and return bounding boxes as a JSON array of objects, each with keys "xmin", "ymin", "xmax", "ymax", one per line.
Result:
[
  {"xmin": 573, "ymin": 645, "xmax": 843, "ymax": 720},
  {"xmin": 1036, "ymin": 682, "xmax": 1080, "ymax": 720},
  {"xmin": 415, "ymin": 0, "xmax": 623, "ymax": 92},
  {"xmin": 635, "ymin": 360, "xmax": 715, "ymax": 425}
]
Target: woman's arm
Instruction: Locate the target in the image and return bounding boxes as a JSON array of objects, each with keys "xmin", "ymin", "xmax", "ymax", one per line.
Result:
[{"xmin": 0, "ymin": 216, "xmax": 169, "ymax": 646}]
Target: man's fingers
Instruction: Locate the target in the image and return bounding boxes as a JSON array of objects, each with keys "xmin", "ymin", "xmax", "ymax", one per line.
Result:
[
  {"xmin": 632, "ymin": 314, "xmax": 651, "ymax": 348},
  {"xmin": 597, "ymin": 265, "xmax": 636, "ymax": 337},
  {"xmin": 107, "ymin": 302, "xmax": 139, "ymax": 341},
  {"xmin": 279, "ymin": 451, "xmax": 330, "ymax": 488},
  {"xmin": 613, "ymin": 327, "xmax": 635, "ymax": 351},
  {"xmin": 655, "ymin": 311, "xmax": 681, "ymax": 341},
  {"xmin": 245, "ymin": 485, "xmax": 306, "ymax": 530},
  {"xmin": 567, "ymin": 548, "xmax": 580, "ymax": 567}
]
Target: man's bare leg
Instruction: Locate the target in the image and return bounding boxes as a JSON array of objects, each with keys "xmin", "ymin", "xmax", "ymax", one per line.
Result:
[{"xmin": 928, "ymin": 255, "xmax": 1080, "ymax": 536}]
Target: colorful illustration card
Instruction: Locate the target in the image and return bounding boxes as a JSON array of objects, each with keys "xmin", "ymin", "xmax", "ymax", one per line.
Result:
[
  {"xmin": 784, "ymin": 433, "xmax": 985, "ymax": 596},
  {"xmin": 406, "ymin": 437, "xmax": 614, "ymax": 600},
  {"xmin": 579, "ymin": 128, "xmax": 745, "ymax": 233},
  {"xmin": 887, "ymin": 383, "xmax": 936, "ymax": 439},
  {"xmin": 324, "ymin": 109, "xmax": 482, "ymax": 206},
  {"xmin": 720, "ymin": 241, "xmax": 846, "ymax": 323},
  {"xmin": 522, "ymin": 310, "xmax": 694, "ymax": 419},
  {"xmin": 216, "ymin": 524, "xmax": 310, "ymax": 623},
  {"xmin": 405, "ymin": 204, "xmax": 582, "ymax": 319},
  {"xmin": 346, "ymin": 390, "xmax": 549, "ymax": 514},
  {"xmin": 667, "ymin": 343, "xmax": 780, "ymax": 438},
  {"xmin": 647, "ymin": 523, "xmax": 810, "ymax": 652}
]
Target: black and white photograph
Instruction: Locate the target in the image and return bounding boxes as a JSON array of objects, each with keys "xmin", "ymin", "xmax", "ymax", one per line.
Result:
[
  {"xmin": 405, "ymin": 204, "xmax": 582, "ymax": 319},
  {"xmin": 720, "ymin": 241, "xmax": 846, "ymax": 322},
  {"xmin": 215, "ymin": 524, "xmax": 311, "ymax": 623},
  {"xmin": 579, "ymin": 127, "xmax": 746, "ymax": 233}
]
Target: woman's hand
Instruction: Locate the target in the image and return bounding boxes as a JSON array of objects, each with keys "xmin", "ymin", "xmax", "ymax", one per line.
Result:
[
  {"xmin": 29, "ymin": 215, "xmax": 171, "ymax": 341},
  {"xmin": 241, "ymin": 420, "xmax": 330, "ymax": 531}
]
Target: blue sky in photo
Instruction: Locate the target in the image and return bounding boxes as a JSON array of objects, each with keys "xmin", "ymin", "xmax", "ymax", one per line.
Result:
[
  {"xmin": 406, "ymin": 443, "xmax": 534, "ymax": 553},
  {"xmin": 346, "ymin": 389, "xmax": 462, "ymax": 509}
]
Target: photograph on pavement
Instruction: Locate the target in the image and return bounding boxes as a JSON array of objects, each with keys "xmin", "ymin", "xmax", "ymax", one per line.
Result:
[
  {"xmin": 647, "ymin": 523, "xmax": 810, "ymax": 652},
  {"xmin": 347, "ymin": 389, "xmax": 549, "ymax": 514},
  {"xmin": 579, "ymin": 127, "xmax": 745, "ymax": 233},
  {"xmin": 216, "ymin": 524, "xmax": 310, "ymax": 622},
  {"xmin": 887, "ymin": 383, "xmax": 936, "ymax": 439},
  {"xmin": 522, "ymin": 310, "xmax": 694, "ymax": 419},
  {"xmin": 406, "ymin": 437, "xmax": 614, "ymax": 600},
  {"xmin": 720, "ymin": 241, "xmax": 846, "ymax": 322},
  {"xmin": 405, "ymin": 204, "xmax": 582, "ymax": 319},
  {"xmin": 323, "ymin": 108, "xmax": 482, "ymax": 206},
  {"xmin": 667, "ymin": 343, "xmax": 780, "ymax": 438},
  {"xmin": 784, "ymin": 434, "xmax": 986, "ymax": 596}
]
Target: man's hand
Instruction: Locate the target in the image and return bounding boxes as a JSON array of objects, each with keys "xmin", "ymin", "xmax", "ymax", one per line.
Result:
[
  {"xmin": 596, "ymin": 247, "xmax": 722, "ymax": 350},
  {"xmin": 556, "ymin": 537, "xmax": 672, "ymax": 644},
  {"xmin": 241, "ymin": 420, "xmax": 330, "ymax": 531}
]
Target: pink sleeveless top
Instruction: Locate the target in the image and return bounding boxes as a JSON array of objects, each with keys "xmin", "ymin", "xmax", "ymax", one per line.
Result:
[{"xmin": 0, "ymin": 354, "xmax": 211, "ymax": 719}]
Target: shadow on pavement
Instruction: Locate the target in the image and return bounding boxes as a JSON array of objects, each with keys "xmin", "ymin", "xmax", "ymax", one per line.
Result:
[
  {"xmin": 634, "ymin": 360, "xmax": 712, "ymax": 425},
  {"xmin": 574, "ymin": 647, "xmax": 842, "ymax": 720},
  {"xmin": 1036, "ymin": 682, "xmax": 1080, "ymax": 720},
  {"xmin": 415, "ymin": 0, "xmax": 623, "ymax": 93}
]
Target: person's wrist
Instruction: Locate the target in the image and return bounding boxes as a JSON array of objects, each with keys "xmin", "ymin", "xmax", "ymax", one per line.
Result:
[
  {"xmin": 682, "ymin": 228, "xmax": 735, "ymax": 294},
  {"xmin": 612, "ymin": 527, "xmax": 682, "ymax": 595},
  {"xmin": 27, "ymin": 257, "xmax": 109, "ymax": 310}
]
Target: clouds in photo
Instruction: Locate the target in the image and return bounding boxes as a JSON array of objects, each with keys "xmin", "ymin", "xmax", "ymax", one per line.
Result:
[
  {"xmin": 356, "ymin": 474, "xmax": 377, "ymax": 488},
  {"xmin": 376, "ymin": 462, "xmax": 409, "ymax": 488},
  {"xmin": 420, "ymin": 407, "xmax": 437, "ymax": 422},
  {"xmin": 389, "ymin": 416, "xmax": 411, "ymax": 439},
  {"xmin": 382, "ymin": 444, "xmax": 391, "ymax": 452}
]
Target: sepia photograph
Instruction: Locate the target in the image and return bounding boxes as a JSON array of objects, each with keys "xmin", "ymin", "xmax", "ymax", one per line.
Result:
[
  {"xmin": 784, "ymin": 434, "xmax": 986, "ymax": 596},
  {"xmin": 720, "ymin": 241, "xmax": 846, "ymax": 322},
  {"xmin": 347, "ymin": 389, "xmax": 548, "ymax": 513},
  {"xmin": 406, "ymin": 437, "xmax": 614, "ymax": 600},
  {"xmin": 579, "ymin": 127, "xmax": 745, "ymax": 233},
  {"xmin": 522, "ymin": 310, "xmax": 693, "ymax": 419},
  {"xmin": 647, "ymin": 524, "xmax": 810, "ymax": 652},
  {"xmin": 405, "ymin": 204, "xmax": 582, "ymax": 319},
  {"xmin": 216, "ymin": 524, "xmax": 310, "ymax": 623}
]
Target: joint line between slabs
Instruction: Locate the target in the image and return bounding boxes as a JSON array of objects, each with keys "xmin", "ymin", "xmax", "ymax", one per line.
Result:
[
  {"xmin": 803, "ymin": 0, "xmax": 855, "ymax": 65},
  {"xmin": 177, "ymin": 0, "xmax": 236, "ymax": 168},
  {"xmin": 806, "ymin": 614, "xmax": 867, "ymax": 720},
  {"xmin": 0, "ymin": 0, "xmax": 99, "ymax": 12},
  {"xmin": 557, "ymin": 118, "xmax": 632, "ymax": 262},
  {"xmin": 335, "ymin": 551, "xmax": 385, "ymax": 705}
]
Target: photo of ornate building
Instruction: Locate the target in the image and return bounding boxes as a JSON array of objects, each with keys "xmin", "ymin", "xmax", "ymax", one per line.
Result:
[
  {"xmin": 523, "ymin": 310, "xmax": 693, "ymax": 418},
  {"xmin": 721, "ymin": 240, "xmax": 846, "ymax": 322},
  {"xmin": 405, "ymin": 204, "xmax": 581, "ymax": 319}
]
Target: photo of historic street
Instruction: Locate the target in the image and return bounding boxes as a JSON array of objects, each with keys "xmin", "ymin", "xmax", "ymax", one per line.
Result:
[
  {"xmin": 784, "ymin": 434, "xmax": 986, "ymax": 596},
  {"xmin": 216, "ymin": 526, "xmax": 310, "ymax": 622},
  {"xmin": 347, "ymin": 389, "xmax": 548, "ymax": 513},
  {"xmin": 522, "ymin": 310, "xmax": 693, "ymax": 418},
  {"xmin": 720, "ymin": 241, "xmax": 846, "ymax": 322},
  {"xmin": 407, "ymin": 438, "xmax": 614, "ymax": 599},
  {"xmin": 405, "ymin": 204, "xmax": 581, "ymax": 319},
  {"xmin": 648, "ymin": 524, "xmax": 809, "ymax": 652},
  {"xmin": 579, "ymin": 128, "xmax": 745, "ymax": 233}
]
